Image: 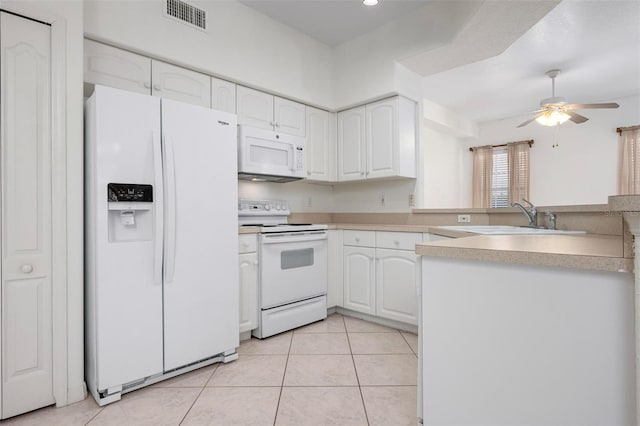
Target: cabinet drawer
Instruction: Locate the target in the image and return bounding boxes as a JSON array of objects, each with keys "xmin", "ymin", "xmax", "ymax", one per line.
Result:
[
  {"xmin": 376, "ymin": 231, "xmax": 422, "ymax": 251},
  {"xmin": 343, "ymin": 230, "xmax": 376, "ymax": 247},
  {"xmin": 238, "ymin": 234, "xmax": 257, "ymax": 253}
]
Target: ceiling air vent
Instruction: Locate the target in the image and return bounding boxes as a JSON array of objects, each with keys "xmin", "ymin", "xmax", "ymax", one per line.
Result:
[{"xmin": 164, "ymin": 0, "xmax": 207, "ymax": 31}]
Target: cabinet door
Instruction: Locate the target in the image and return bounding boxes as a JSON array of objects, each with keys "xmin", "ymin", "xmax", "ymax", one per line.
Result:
[
  {"xmin": 211, "ymin": 76, "xmax": 236, "ymax": 114},
  {"xmin": 375, "ymin": 249, "xmax": 418, "ymax": 325},
  {"xmin": 239, "ymin": 253, "xmax": 258, "ymax": 333},
  {"xmin": 306, "ymin": 106, "xmax": 335, "ymax": 181},
  {"xmin": 337, "ymin": 107, "xmax": 366, "ymax": 181},
  {"xmin": 1, "ymin": 12, "xmax": 55, "ymax": 418},
  {"xmin": 237, "ymin": 86, "xmax": 274, "ymax": 131},
  {"xmin": 84, "ymin": 39, "xmax": 151, "ymax": 95},
  {"xmin": 274, "ymin": 97, "xmax": 305, "ymax": 137},
  {"xmin": 151, "ymin": 60, "xmax": 211, "ymax": 108},
  {"xmin": 343, "ymin": 246, "xmax": 375, "ymax": 315},
  {"xmin": 366, "ymin": 98, "xmax": 397, "ymax": 179}
]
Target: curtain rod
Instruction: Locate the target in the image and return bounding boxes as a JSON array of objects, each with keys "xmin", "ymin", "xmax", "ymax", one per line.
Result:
[
  {"xmin": 469, "ymin": 140, "xmax": 534, "ymax": 152},
  {"xmin": 617, "ymin": 125, "xmax": 640, "ymax": 134}
]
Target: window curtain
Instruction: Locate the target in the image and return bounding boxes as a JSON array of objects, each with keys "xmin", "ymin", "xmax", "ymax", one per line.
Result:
[
  {"xmin": 507, "ymin": 141, "xmax": 530, "ymax": 204},
  {"xmin": 618, "ymin": 128, "xmax": 640, "ymax": 195},
  {"xmin": 472, "ymin": 145, "xmax": 493, "ymax": 208}
]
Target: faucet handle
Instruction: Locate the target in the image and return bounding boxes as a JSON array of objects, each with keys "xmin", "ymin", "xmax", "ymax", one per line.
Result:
[
  {"xmin": 545, "ymin": 210, "xmax": 557, "ymax": 230},
  {"xmin": 521, "ymin": 198, "xmax": 534, "ymax": 208}
]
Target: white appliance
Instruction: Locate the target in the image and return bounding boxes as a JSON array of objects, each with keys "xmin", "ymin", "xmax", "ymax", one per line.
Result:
[
  {"xmin": 238, "ymin": 199, "xmax": 327, "ymax": 338},
  {"xmin": 237, "ymin": 126, "xmax": 306, "ymax": 183},
  {"xmin": 85, "ymin": 85, "xmax": 239, "ymax": 406}
]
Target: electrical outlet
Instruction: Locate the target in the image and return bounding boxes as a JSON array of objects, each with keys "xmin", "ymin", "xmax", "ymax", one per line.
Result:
[
  {"xmin": 408, "ymin": 194, "xmax": 415, "ymax": 207},
  {"xmin": 380, "ymin": 194, "xmax": 385, "ymax": 207},
  {"xmin": 457, "ymin": 214, "xmax": 471, "ymax": 223}
]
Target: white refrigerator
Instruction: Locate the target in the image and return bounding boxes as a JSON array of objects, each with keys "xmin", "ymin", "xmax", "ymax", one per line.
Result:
[{"xmin": 85, "ymin": 85, "xmax": 239, "ymax": 405}]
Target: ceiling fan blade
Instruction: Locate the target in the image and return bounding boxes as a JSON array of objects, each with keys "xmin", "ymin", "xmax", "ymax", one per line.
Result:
[
  {"xmin": 566, "ymin": 103, "xmax": 620, "ymax": 109},
  {"xmin": 501, "ymin": 109, "xmax": 544, "ymax": 121},
  {"xmin": 566, "ymin": 110, "xmax": 589, "ymax": 124},
  {"xmin": 516, "ymin": 112, "xmax": 545, "ymax": 128}
]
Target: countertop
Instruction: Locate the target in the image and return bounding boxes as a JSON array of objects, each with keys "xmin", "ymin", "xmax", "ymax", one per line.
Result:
[
  {"xmin": 416, "ymin": 234, "xmax": 632, "ymax": 273},
  {"xmin": 238, "ymin": 223, "xmax": 630, "ymax": 272}
]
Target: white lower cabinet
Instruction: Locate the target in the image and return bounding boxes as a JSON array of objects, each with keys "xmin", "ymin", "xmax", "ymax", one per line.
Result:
[
  {"xmin": 238, "ymin": 235, "xmax": 258, "ymax": 333},
  {"xmin": 342, "ymin": 231, "xmax": 419, "ymax": 325},
  {"xmin": 375, "ymin": 249, "xmax": 418, "ymax": 325},
  {"xmin": 343, "ymin": 246, "xmax": 376, "ymax": 315}
]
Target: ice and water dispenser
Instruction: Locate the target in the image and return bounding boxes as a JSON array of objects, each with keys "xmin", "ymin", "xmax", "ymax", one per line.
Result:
[{"xmin": 107, "ymin": 183, "xmax": 153, "ymax": 242}]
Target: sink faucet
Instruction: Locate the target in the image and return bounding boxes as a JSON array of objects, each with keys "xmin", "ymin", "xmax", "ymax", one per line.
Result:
[{"xmin": 511, "ymin": 198, "xmax": 538, "ymax": 227}]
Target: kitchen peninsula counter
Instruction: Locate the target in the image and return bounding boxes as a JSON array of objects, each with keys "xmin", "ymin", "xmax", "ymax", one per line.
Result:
[{"xmin": 416, "ymin": 233, "xmax": 631, "ymax": 273}]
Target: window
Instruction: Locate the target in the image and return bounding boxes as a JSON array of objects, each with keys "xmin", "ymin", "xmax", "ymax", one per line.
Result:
[
  {"xmin": 471, "ymin": 141, "xmax": 531, "ymax": 208},
  {"xmin": 491, "ymin": 147, "xmax": 509, "ymax": 208}
]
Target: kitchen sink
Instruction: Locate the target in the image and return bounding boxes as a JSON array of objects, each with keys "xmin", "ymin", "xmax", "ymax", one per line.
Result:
[{"xmin": 435, "ymin": 225, "xmax": 586, "ymax": 235}]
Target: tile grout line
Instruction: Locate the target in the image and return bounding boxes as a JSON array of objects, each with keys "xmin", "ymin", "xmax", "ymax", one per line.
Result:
[
  {"xmin": 272, "ymin": 331, "xmax": 293, "ymax": 426},
  {"xmin": 344, "ymin": 315, "xmax": 371, "ymax": 426},
  {"xmin": 177, "ymin": 369, "xmax": 215, "ymax": 425},
  {"xmin": 399, "ymin": 332, "xmax": 418, "ymax": 356},
  {"xmin": 84, "ymin": 405, "xmax": 105, "ymax": 425}
]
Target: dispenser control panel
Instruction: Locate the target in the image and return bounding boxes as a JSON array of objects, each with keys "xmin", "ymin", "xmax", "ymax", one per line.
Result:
[{"xmin": 108, "ymin": 183, "xmax": 153, "ymax": 202}]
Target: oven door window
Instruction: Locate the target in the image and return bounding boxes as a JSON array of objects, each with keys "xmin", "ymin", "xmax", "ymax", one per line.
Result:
[{"xmin": 281, "ymin": 248, "xmax": 314, "ymax": 270}]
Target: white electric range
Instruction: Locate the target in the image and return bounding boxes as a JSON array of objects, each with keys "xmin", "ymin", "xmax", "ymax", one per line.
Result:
[{"xmin": 239, "ymin": 199, "xmax": 328, "ymax": 338}]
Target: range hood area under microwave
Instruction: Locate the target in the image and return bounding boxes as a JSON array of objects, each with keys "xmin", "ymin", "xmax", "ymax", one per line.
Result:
[{"xmin": 237, "ymin": 125, "xmax": 306, "ymax": 183}]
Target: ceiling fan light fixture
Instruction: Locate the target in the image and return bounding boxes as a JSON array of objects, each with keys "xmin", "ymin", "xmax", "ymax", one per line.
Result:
[
  {"xmin": 535, "ymin": 110, "xmax": 570, "ymax": 127},
  {"xmin": 363, "ymin": 0, "xmax": 379, "ymax": 6}
]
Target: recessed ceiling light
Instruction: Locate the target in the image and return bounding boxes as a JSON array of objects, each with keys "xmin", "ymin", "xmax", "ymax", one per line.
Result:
[{"xmin": 363, "ymin": 0, "xmax": 379, "ymax": 6}]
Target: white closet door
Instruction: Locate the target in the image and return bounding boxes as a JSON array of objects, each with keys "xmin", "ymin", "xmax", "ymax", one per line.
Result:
[{"xmin": 0, "ymin": 12, "xmax": 54, "ymax": 419}]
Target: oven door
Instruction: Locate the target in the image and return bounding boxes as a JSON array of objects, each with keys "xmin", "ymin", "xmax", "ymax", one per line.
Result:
[{"xmin": 259, "ymin": 231, "xmax": 328, "ymax": 309}]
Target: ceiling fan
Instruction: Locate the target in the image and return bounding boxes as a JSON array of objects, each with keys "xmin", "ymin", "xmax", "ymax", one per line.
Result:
[{"xmin": 516, "ymin": 69, "xmax": 619, "ymax": 128}]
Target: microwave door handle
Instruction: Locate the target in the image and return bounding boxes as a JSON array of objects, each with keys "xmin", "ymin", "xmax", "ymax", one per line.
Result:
[{"xmin": 289, "ymin": 146, "xmax": 295, "ymax": 172}]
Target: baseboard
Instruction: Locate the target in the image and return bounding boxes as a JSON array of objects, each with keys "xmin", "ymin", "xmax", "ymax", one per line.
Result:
[
  {"xmin": 65, "ymin": 381, "xmax": 87, "ymax": 406},
  {"xmin": 335, "ymin": 307, "xmax": 418, "ymax": 334}
]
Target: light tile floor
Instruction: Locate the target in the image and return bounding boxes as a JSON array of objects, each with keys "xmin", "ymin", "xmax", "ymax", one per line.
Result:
[{"xmin": 0, "ymin": 314, "xmax": 418, "ymax": 425}]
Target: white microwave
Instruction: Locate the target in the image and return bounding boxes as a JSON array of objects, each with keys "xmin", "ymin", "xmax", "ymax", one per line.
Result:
[{"xmin": 237, "ymin": 126, "xmax": 306, "ymax": 183}]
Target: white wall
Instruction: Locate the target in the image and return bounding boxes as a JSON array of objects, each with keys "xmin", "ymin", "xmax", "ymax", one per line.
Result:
[
  {"xmin": 239, "ymin": 181, "xmax": 333, "ymax": 212},
  {"xmin": 471, "ymin": 94, "xmax": 640, "ymax": 206},
  {"xmin": 422, "ymin": 128, "xmax": 468, "ymax": 208},
  {"xmin": 332, "ymin": 180, "xmax": 417, "ymax": 213},
  {"xmin": 84, "ymin": 0, "xmax": 334, "ymax": 108},
  {"xmin": 1, "ymin": 0, "xmax": 85, "ymax": 405}
]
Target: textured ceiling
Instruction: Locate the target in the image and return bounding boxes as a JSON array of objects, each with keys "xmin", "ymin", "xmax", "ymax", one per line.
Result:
[
  {"xmin": 238, "ymin": 0, "xmax": 429, "ymax": 46},
  {"xmin": 420, "ymin": 0, "xmax": 640, "ymax": 123}
]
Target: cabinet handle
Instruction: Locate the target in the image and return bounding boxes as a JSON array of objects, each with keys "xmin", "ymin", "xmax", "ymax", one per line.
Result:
[
  {"xmin": 275, "ymin": 122, "xmax": 280, "ymax": 128},
  {"xmin": 307, "ymin": 171, "xmax": 311, "ymax": 176},
  {"xmin": 360, "ymin": 172, "xmax": 364, "ymax": 176},
  {"xmin": 143, "ymin": 82, "xmax": 151, "ymax": 89},
  {"xmin": 355, "ymin": 237, "xmax": 360, "ymax": 242},
  {"xmin": 394, "ymin": 240, "xmax": 399, "ymax": 245},
  {"xmin": 21, "ymin": 264, "xmax": 34, "ymax": 274},
  {"xmin": 153, "ymin": 84, "xmax": 161, "ymax": 91},
  {"xmin": 270, "ymin": 121, "xmax": 275, "ymax": 127}
]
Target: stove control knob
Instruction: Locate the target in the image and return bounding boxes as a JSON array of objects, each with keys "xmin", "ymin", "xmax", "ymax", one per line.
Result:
[
  {"xmin": 264, "ymin": 204, "xmax": 271, "ymax": 211},
  {"xmin": 275, "ymin": 203, "xmax": 281, "ymax": 210}
]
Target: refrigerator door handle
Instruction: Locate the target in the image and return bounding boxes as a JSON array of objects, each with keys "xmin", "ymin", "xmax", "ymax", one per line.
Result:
[
  {"xmin": 152, "ymin": 130, "xmax": 164, "ymax": 286},
  {"xmin": 163, "ymin": 133, "xmax": 177, "ymax": 284}
]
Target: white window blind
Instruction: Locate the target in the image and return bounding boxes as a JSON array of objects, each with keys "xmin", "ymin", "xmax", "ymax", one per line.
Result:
[{"xmin": 491, "ymin": 147, "xmax": 509, "ymax": 208}]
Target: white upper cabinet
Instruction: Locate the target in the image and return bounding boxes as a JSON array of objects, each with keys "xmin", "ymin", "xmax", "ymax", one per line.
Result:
[
  {"xmin": 237, "ymin": 86, "xmax": 305, "ymax": 136},
  {"xmin": 338, "ymin": 96, "xmax": 416, "ymax": 182},
  {"xmin": 366, "ymin": 98, "xmax": 396, "ymax": 179},
  {"xmin": 84, "ymin": 39, "xmax": 151, "ymax": 95},
  {"xmin": 237, "ymin": 86, "xmax": 274, "ymax": 130},
  {"xmin": 151, "ymin": 60, "xmax": 211, "ymax": 107},
  {"xmin": 211, "ymin": 76, "xmax": 236, "ymax": 114},
  {"xmin": 337, "ymin": 106, "xmax": 366, "ymax": 181},
  {"xmin": 306, "ymin": 107, "xmax": 336, "ymax": 182},
  {"xmin": 274, "ymin": 97, "xmax": 306, "ymax": 137}
]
